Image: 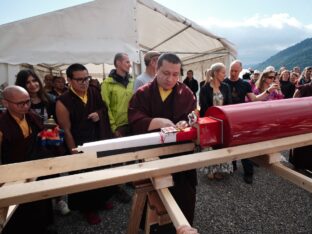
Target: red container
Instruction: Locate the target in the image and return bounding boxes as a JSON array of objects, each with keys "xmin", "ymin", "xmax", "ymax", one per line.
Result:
[{"xmin": 206, "ymin": 97, "xmax": 312, "ymax": 147}]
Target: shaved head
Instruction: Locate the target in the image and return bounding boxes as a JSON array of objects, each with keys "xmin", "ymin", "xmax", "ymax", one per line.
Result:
[
  {"xmin": 230, "ymin": 60, "xmax": 243, "ymax": 81},
  {"xmin": 2, "ymin": 86, "xmax": 30, "ymax": 118},
  {"xmin": 3, "ymin": 85, "xmax": 29, "ymax": 100}
]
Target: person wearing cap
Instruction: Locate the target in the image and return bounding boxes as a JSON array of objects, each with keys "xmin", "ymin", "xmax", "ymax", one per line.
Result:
[{"xmin": 134, "ymin": 51, "xmax": 160, "ymax": 92}]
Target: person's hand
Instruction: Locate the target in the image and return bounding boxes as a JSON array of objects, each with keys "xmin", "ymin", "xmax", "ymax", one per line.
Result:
[
  {"xmin": 176, "ymin": 225, "xmax": 199, "ymax": 234},
  {"xmin": 70, "ymin": 149, "xmax": 79, "ymax": 154},
  {"xmin": 148, "ymin": 118, "xmax": 175, "ymax": 131},
  {"xmin": 158, "ymin": 118, "xmax": 175, "ymax": 128},
  {"xmin": 267, "ymin": 83, "xmax": 279, "ymax": 93},
  {"xmin": 176, "ymin": 120, "xmax": 188, "ymax": 130},
  {"xmin": 87, "ymin": 112, "xmax": 100, "ymax": 122},
  {"xmin": 114, "ymin": 130, "xmax": 123, "ymax": 138}
]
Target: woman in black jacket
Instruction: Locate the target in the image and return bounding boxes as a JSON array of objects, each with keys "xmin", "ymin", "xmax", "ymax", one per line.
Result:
[{"xmin": 199, "ymin": 62, "xmax": 233, "ymax": 180}]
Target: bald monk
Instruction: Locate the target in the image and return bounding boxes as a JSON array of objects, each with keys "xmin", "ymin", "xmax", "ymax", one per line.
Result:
[{"xmin": 0, "ymin": 86, "xmax": 55, "ymax": 234}]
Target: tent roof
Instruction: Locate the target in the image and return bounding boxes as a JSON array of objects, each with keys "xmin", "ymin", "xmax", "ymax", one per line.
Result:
[{"xmin": 0, "ymin": 0, "xmax": 236, "ymax": 65}]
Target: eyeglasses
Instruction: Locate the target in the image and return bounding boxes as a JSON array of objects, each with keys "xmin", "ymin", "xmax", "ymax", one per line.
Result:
[
  {"xmin": 71, "ymin": 76, "xmax": 91, "ymax": 84},
  {"xmin": 5, "ymin": 99, "xmax": 31, "ymax": 108}
]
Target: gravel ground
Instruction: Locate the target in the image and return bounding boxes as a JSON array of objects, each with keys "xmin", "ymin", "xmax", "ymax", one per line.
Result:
[{"xmin": 55, "ymin": 159, "xmax": 312, "ymax": 234}]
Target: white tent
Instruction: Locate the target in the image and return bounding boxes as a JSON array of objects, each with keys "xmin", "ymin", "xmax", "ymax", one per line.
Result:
[{"xmin": 0, "ymin": 0, "xmax": 236, "ymax": 84}]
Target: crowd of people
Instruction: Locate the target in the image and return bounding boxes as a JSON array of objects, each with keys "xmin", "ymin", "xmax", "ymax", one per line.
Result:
[{"xmin": 0, "ymin": 50, "xmax": 311, "ymax": 234}]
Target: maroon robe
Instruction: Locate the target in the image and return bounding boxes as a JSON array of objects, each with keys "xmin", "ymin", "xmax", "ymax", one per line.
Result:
[
  {"xmin": 129, "ymin": 79, "xmax": 196, "ymax": 134},
  {"xmin": 57, "ymin": 86, "xmax": 114, "ymax": 211},
  {"xmin": 58, "ymin": 86, "xmax": 112, "ymax": 146},
  {"xmin": 128, "ymin": 78, "xmax": 197, "ymax": 228},
  {"xmin": 0, "ymin": 111, "xmax": 54, "ymax": 234}
]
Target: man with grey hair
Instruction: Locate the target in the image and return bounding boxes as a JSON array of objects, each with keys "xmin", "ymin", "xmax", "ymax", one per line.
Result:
[
  {"xmin": 134, "ymin": 51, "xmax": 160, "ymax": 92},
  {"xmin": 224, "ymin": 60, "xmax": 278, "ymax": 184}
]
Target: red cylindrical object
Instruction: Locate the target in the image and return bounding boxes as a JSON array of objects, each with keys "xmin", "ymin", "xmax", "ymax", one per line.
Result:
[{"xmin": 206, "ymin": 97, "xmax": 312, "ymax": 147}]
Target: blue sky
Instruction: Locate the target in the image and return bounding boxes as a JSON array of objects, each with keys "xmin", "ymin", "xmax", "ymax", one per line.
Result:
[{"xmin": 0, "ymin": 0, "xmax": 311, "ymax": 65}]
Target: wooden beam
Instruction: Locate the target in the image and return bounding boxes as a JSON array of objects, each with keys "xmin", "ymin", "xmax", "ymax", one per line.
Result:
[
  {"xmin": 0, "ymin": 180, "xmax": 26, "ymax": 231},
  {"xmin": 151, "ymin": 175, "xmax": 174, "ymax": 190},
  {"xmin": 265, "ymin": 162, "xmax": 312, "ymax": 193},
  {"xmin": 0, "ymin": 143, "xmax": 195, "ymax": 184},
  {"xmin": 0, "ymin": 133, "xmax": 312, "ymax": 207},
  {"xmin": 157, "ymin": 188, "xmax": 190, "ymax": 228},
  {"xmin": 252, "ymin": 153, "xmax": 312, "ymax": 193},
  {"xmin": 251, "ymin": 153, "xmax": 282, "ymax": 165},
  {"xmin": 144, "ymin": 156, "xmax": 174, "ymax": 189},
  {"xmin": 127, "ymin": 181, "xmax": 154, "ymax": 234}
]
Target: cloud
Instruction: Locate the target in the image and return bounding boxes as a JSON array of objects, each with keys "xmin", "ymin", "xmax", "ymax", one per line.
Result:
[
  {"xmin": 199, "ymin": 14, "xmax": 311, "ymax": 65},
  {"xmin": 200, "ymin": 13, "xmax": 304, "ymax": 29}
]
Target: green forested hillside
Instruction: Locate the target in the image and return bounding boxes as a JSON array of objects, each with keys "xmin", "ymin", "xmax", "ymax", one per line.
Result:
[{"xmin": 254, "ymin": 38, "xmax": 312, "ymax": 71}]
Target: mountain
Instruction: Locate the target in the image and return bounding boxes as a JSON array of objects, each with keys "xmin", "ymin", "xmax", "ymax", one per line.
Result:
[{"xmin": 253, "ymin": 38, "xmax": 312, "ymax": 71}]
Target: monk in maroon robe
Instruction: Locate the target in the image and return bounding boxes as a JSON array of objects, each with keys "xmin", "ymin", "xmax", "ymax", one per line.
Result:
[
  {"xmin": 129, "ymin": 53, "xmax": 197, "ymax": 233},
  {"xmin": 0, "ymin": 86, "xmax": 54, "ymax": 234},
  {"xmin": 56, "ymin": 63, "xmax": 114, "ymax": 225}
]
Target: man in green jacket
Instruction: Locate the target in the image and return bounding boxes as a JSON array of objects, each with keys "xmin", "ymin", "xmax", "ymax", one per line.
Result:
[{"xmin": 101, "ymin": 52, "xmax": 134, "ymax": 137}]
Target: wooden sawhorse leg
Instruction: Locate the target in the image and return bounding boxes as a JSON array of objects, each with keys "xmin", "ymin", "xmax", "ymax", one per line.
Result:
[{"xmin": 127, "ymin": 180, "xmax": 153, "ymax": 234}]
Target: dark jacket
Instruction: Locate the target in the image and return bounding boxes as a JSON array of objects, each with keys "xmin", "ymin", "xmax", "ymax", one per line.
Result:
[{"xmin": 199, "ymin": 82, "xmax": 232, "ymax": 117}]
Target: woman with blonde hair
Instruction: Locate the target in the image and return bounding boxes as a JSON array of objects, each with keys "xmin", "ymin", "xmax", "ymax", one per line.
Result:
[
  {"xmin": 254, "ymin": 69, "xmax": 284, "ymax": 100},
  {"xmin": 199, "ymin": 62, "xmax": 233, "ymax": 180}
]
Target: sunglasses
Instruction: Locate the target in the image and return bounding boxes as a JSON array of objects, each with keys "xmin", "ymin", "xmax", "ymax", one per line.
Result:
[
  {"xmin": 5, "ymin": 99, "xmax": 31, "ymax": 108},
  {"xmin": 71, "ymin": 76, "xmax": 91, "ymax": 84},
  {"xmin": 266, "ymin": 76, "xmax": 275, "ymax": 79}
]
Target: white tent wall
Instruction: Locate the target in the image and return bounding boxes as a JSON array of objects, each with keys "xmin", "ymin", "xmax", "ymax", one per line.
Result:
[
  {"xmin": 137, "ymin": 0, "xmax": 236, "ymax": 60},
  {"xmin": 182, "ymin": 51, "xmax": 236, "ymax": 80},
  {"xmin": 0, "ymin": 64, "xmax": 20, "ymax": 86},
  {"xmin": 0, "ymin": 0, "xmax": 139, "ymax": 65},
  {"xmin": 0, "ymin": 0, "xmax": 236, "ymax": 85}
]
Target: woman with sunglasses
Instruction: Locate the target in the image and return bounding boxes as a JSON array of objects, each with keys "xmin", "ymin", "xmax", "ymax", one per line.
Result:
[{"xmin": 253, "ymin": 69, "xmax": 284, "ymax": 100}]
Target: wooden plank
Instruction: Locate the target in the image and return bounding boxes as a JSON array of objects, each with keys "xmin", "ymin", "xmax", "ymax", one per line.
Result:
[
  {"xmin": 0, "ymin": 133, "xmax": 312, "ymax": 207},
  {"xmin": 127, "ymin": 181, "xmax": 153, "ymax": 234},
  {"xmin": 143, "ymin": 156, "xmax": 174, "ymax": 190},
  {"xmin": 157, "ymin": 188, "xmax": 189, "ymax": 228},
  {"xmin": 252, "ymin": 154, "xmax": 312, "ymax": 193},
  {"xmin": 0, "ymin": 143, "xmax": 195, "ymax": 184},
  {"xmin": 251, "ymin": 153, "xmax": 282, "ymax": 165},
  {"xmin": 0, "ymin": 207, "xmax": 8, "ymax": 232},
  {"xmin": 0, "ymin": 180, "xmax": 26, "ymax": 231},
  {"xmin": 151, "ymin": 175, "xmax": 174, "ymax": 190},
  {"xmin": 266, "ymin": 162, "xmax": 312, "ymax": 193}
]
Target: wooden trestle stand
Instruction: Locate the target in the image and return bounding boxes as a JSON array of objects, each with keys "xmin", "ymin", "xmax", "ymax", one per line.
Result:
[{"xmin": 1, "ymin": 134, "xmax": 312, "ymax": 233}]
